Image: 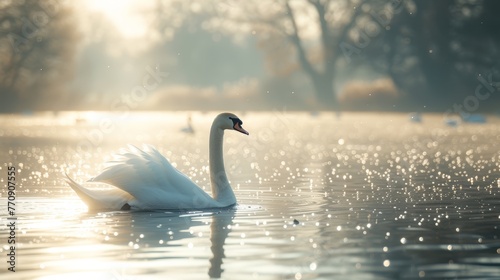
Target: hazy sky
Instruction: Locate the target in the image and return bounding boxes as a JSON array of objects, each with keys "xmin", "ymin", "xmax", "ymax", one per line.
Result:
[
  {"xmin": 82, "ymin": 0, "xmax": 154, "ymax": 40},
  {"xmin": 71, "ymin": 0, "xmax": 267, "ymax": 110}
]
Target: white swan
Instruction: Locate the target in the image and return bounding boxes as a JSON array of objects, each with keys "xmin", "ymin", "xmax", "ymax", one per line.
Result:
[{"xmin": 66, "ymin": 113, "xmax": 249, "ymax": 211}]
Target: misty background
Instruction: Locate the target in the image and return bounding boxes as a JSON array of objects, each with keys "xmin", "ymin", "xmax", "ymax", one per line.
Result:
[{"xmin": 1, "ymin": 0, "xmax": 500, "ymax": 113}]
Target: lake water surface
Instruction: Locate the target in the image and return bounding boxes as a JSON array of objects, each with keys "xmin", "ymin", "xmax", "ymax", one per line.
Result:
[{"xmin": 1, "ymin": 111, "xmax": 500, "ymax": 279}]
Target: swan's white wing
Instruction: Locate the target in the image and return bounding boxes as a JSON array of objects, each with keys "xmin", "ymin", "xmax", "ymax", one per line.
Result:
[{"xmin": 90, "ymin": 145, "xmax": 218, "ymax": 209}]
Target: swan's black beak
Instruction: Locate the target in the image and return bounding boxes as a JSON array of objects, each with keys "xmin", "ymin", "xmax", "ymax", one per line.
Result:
[{"xmin": 234, "ymin": 122, "xmax": 249, "ymax": 135}]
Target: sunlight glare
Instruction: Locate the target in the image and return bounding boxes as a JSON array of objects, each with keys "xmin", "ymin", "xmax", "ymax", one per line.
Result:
[{"xmin": 84, "ymin": 0, "xmax": 151, "ymax": 39}]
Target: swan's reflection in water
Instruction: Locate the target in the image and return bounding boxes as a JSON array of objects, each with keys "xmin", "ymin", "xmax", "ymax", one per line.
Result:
[
  {"xmin": 97, "ymin": 209, "xmax": 235, "ymax": 278},
  {"xmin": 208, "ymin": 211, "xmax": 233, "ymax": 278}
]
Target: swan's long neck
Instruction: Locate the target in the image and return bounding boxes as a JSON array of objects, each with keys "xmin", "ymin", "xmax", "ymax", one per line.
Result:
[{"xmin": 209, "ymin": 123, "xmax": 236, "ymax": 206}]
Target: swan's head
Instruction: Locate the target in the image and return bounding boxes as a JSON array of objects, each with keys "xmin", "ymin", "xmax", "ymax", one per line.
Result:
[{"xmin": 216, "ymin": 113, "xmax": 249, "ymax": 135}]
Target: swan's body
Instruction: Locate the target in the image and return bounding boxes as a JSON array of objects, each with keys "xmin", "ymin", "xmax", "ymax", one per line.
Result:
[{"xmin": 66, "ymin": 113, "xmax": 249, "ymax": 210}]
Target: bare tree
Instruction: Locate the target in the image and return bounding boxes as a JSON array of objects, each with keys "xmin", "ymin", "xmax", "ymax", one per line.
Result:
[
  {"xmin": 149, "ymin": 0, "xmax": 374, "ymax": 110},
  {"xmin": 0, "ymin": 0, "xmax": 78, "ymax": 112},
  {"xmin": 364, "ymin": 0, "xmax": 500, "ymax": 110},
  {"xmin": 206, "ymin": 0, "xmax": 367, "ymax": 110}
]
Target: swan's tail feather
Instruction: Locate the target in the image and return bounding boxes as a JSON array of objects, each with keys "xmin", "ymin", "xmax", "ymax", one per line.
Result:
[{"xmin": 65, "ymin": 173, "xmax": 134, "ymax": 210}]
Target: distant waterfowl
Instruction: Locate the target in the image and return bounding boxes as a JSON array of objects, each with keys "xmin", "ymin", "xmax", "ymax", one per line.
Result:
[
  {"xmin": 66, "ymin": 113, "xmax": 249, "ymax": 210},
  {"xmin": 444, "ymin": 117, "xmax": 460, "ymax": 127},
  {"xmin": 461, "ymin": 113, "xmax": 486, "ymax": 123},
  {"xmin": 409, "ymin": 112, "xmax": 422, "ymax": 123},
  {"xmin": 181, "ymin": 115, "xmax": 195, "ymax": 134}
]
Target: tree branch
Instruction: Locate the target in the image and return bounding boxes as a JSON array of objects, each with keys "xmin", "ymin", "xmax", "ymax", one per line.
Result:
[
  {"xmin": 309, "ymin": 0, "xmax": 335, "ymax": 77},
  {"xmin": 284, "ymin": 0, "xmax": 318, "ymax": 78},
  {"xmin": 333, "ymin": 1, "xmax": 365, "ymax": 59}
]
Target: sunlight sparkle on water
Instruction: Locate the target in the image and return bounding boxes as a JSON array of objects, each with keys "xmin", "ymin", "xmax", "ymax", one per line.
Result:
[{"xmin": 1, "ymin": 112, "xmax": 500, "ymax": 278}]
